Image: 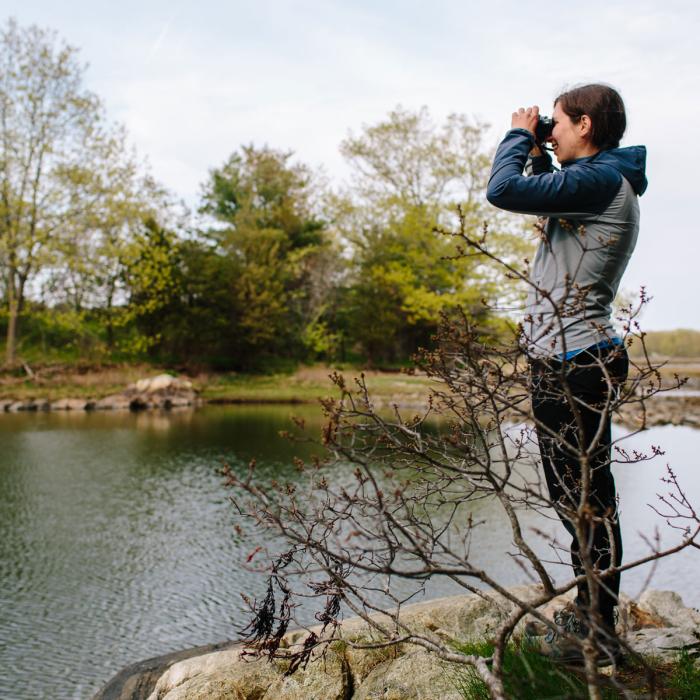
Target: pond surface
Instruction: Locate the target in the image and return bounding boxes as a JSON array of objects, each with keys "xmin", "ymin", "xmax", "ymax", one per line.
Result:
[{"xmin": 0, "ymin": 406, "xmax": 697, "ymax": 699}]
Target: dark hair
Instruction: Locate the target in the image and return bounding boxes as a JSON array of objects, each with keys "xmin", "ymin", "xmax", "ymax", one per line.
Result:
[{"xmin": 554, "ymin": 84, "xmax": 626, "ymax": 150}]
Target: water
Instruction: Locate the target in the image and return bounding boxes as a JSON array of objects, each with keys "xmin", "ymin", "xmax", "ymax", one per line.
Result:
[{"xmin": 0, "ymin": 406, "xmax": 697, "ymax": 699}]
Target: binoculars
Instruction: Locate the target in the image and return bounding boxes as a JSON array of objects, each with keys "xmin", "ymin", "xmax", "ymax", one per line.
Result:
[{"xmin": 535, "ymin": 116, "xmax": 554, "ymax": 143}]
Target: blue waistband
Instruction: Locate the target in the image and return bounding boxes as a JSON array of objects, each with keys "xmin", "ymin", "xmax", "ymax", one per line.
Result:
[{"xmin": 556, "ymin": 337, "xmax": 623, "ymax": 361}]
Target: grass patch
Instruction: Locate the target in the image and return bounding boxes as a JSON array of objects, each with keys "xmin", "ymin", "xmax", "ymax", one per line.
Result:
[
  {"xmin": 452, "ymin": 639, "xmax": 612, "ymax": 700},
  {"xmin": 0, "ymin": 363, "xmax": 160, "ymax": 400},
  {"xmin": 451, "ymin": 640, "xmax": 700, "ymax": 700},
  {"xmin": 198, "ymin": 366, "xmax": 435, "ymax": 404},
  {"xmin": 667, "ymin": 649, "xmax": 700, "ymax": 699}
]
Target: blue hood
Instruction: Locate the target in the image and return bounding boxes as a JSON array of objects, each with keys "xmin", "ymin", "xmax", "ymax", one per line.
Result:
[{"xmin": 593, "ymin": 145, "xmax": 648, "ymax": 196}]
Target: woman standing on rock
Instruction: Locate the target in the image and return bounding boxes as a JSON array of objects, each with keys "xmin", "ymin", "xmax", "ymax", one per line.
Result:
[{"xmin": 486, "ymin": 83, "xmax": 647, "ymax": 665}]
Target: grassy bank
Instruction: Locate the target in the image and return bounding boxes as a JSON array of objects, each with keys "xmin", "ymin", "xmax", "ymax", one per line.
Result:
[
  {"xmin": 0, "ymin": 360, "xmax": 697, "ymax": 405},
  {"xmin": 201, "ymin": 365, "xmax": 435, "ymax": 404},
  {"xmin": 0, "ymin": 362, "xmax": 436, "ymax": 405}
]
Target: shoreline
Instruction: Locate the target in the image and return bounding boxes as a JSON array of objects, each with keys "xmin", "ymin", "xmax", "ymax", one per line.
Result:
[
  {"xmin": 0, "ymin": 363, "xmax": 697, "ymax": 429},
  {"xmin": 0, "ymin": 392, "xmax": 697, "ymax": 431}
]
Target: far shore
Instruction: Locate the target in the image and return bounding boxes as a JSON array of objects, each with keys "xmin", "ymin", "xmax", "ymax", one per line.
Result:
[
  {"xmin": 0, "ymin": 363, "xmax": 437, "ymax": 405},
  {"xmin": 0, "ymin": 361, "xmax": 698, "ymax": 428}
]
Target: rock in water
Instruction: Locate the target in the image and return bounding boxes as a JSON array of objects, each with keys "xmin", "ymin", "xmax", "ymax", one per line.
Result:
[{"xmin": 134, "ymin": 375, "xmax": 193, "ymax": 394}]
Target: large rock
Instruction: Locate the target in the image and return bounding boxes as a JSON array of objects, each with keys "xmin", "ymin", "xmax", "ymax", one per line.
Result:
[
  {"xmin": 3, "ymin": 398, "xmax": 50, "ymax": 411},
  {"xmin": 134, "ymin": 375, "xmax": 193, "ymax": 394},
  {"xmin": 95, "ymin": 394, "xmax": 133, "ymax": 410},
  {"xmin": 146, "ymin": 647, "xmax": 276, "ymax": 700},
  {"xmin": 2, "ymin": 373, "xmax": 198, "ymax": 415},
  {"xmin": 51, "ymin": 398, "xmax": 90, "ymax": 411},
  {"xmin": 94, "ymin": 641, "xmax": 241, "ymax": 700},
  {"xmin": 353, "ymin": 650, "xmax": 464, "ymax": 700},
  {"xmin": 147, "ymin": 644, "xmax": 348, "ymax": 700},
  {"xmin": 260, "ymin": 643, "xmax": 348, "ymax": 700},
  {"xmin": 627, "ymin": 626, "xmax": 700, "ymax": 660},
  {"xmin": 343, "ymin": 638, "xmax": 404, "ymax": 687},
  {"xmin": 126, "ymin": 375, "xmax": 197, "ymax": 410},
  {"xmin": 637, "ymin": 590, "xmax": 700, "ymax": 630},
  {"xmin": 97, "ymin": 586, "xmax": 700, "ymax": 700}
]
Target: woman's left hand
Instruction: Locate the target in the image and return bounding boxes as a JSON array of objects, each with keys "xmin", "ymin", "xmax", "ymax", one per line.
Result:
[{"xmin": 511, "ymin": 106, "xmax": 539, "ymax": 135}]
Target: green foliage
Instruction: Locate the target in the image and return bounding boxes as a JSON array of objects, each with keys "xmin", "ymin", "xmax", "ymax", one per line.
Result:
[
  {"xmin": 201, "ymin": 145, "xmax": 325, "ymax": 250},
  {"xmin": 0, "ymin": 23, "xmax": 538, "ymax": 371},
  {"xmin": 334, "ymin": 106, "xmax": 526, "ymax": 364},
  {"xmin": 0, "ymin": 19, "xmax": 157, "ymax": 365},
  {"xmin": 453, "ymin": 641, "xmax": 700, "ymax": 700},
  {"xmin": 301, "ymin": 318, "xmax": 342, "ymax": 359},
  {"xmin": 196, "ymin": 145, "xmax": 337, "ymax": 368},
  {"xmin": 668, "ymin": 649, "xmax": 700, "ymax": 699},
  {"xmin": 0, "ymin": 305, "xmax": 108, "ymax": 363},
  {"xmin": 452, "ymin": 639, "xmax": 616, "ymax": 700},
  {"xmin": 119, "ymin": 217, "xmax": 183, "ymax": 355}
]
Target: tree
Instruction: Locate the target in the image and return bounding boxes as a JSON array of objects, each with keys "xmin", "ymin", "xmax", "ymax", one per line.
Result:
[
  {"xmin": 40, "ymin": 139, "xmax": 169, "ymax": 353},
  {"xmin": 226, "ymin": 215, "xmax": 698, "ymax": 699},
  {"xmin": 333, "ymin": 106, "xmax": 527, "ymax": 364},
  {"xmin": 198, "ymin": 145, "xmax": 338, "ymax": 368},
  {"xmin": 120, "ymin": 216, "xmax": 184, "ymax": 356},
  {"xmin": 0, "ymin": 19, "xmax": 139, "ymax": 365}
]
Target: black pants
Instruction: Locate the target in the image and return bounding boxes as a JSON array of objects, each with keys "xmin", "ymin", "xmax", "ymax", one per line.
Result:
[{"xmin": 530, "ymin": 344, "xmax": 628, "ymax": 627}]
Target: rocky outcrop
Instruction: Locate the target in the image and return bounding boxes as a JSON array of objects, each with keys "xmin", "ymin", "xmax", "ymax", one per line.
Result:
[
  {"xmin": 3, "ymin": 374, "xmax": 199, "ymax": 413},
  {"xmin": 94, "ymin": 394, "xmax": 134, "ymax": 410},
  {"xmin": 94, "ymin": 586, "xmax": 700, "ymax": 700},
  {"xmin": 50, "ymin": 398, "xmax": 91, "ymax": 410},
  {"xmin": 93, "ymin": 641, "xmax": 241, "ymax": 700},
  {"xmin": 615, "ymin": 395, "xmax": 700, "ymax": 429},
  {"xmin": 626, "ymin": 590, "xmax": 700, "ymax": 659},
  {"xmin": 123, "ymin": 375, "xmax": 197, "ymax": 410},
  {"xmin": 6, "ymin": 398, "xmax": 50, "ymax": 411}
]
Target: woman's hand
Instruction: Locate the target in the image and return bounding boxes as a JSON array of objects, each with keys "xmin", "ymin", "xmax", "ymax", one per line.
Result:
[{"xmin": 511, "ymin": 105, "xmax": 539, "ymax": 136}]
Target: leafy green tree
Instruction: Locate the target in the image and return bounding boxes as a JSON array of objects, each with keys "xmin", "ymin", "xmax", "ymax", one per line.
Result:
[
  {"xmin": 198, "ymin": 145, "xmax": 336, "ymax": 368},
  {"xmin": 41, "ymin": 143, "xmax": 168, "ymax": 351},
  {"xmin": 0, "ymin": 19, "xmax": 143, "ymax": 365},
  {"xmin": 159, "ymin": 240, "xmax": 240, "ymax": 367},
  {"xmin": 334, "ymin": 106, "xmax": 525, "ymax": 364},
  {"xmin": 119, "ymin": 216, "xmax": 183, "ymax": 356}
]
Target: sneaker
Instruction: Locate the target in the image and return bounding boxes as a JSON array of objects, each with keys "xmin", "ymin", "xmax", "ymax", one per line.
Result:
[
  {"xmin": 525, "ymin": 607, "xmax": 623, "ymax": 667},
  {"xmin": 524, "ymin": 602, "xmax": 582, "ymax": 639}
]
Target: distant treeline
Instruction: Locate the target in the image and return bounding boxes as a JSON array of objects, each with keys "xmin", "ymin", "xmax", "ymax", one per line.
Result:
[
  {"xmin": 0, "ymin": 20, "xmax": 528, "ymax": 370},
  {"xmin": 5, "ymin": 21, "xmax": 690, "ymax": 373},
  {"xmin": 628, "ymin": 329, "xmax": 700, "ymax": 358}
]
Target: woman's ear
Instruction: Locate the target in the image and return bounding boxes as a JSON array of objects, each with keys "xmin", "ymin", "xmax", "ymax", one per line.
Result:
[{"xmin": 579, "ymin": 114, "xmax": 593, "ymax": 140}]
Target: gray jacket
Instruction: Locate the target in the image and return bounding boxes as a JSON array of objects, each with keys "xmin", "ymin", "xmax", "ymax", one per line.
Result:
[{"xmin": 487, "ymin": 128, "xmax": 648, "ymax": 357}]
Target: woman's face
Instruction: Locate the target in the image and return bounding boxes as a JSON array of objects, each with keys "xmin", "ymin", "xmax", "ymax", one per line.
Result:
[{"xmin": 549, "ymin": 102, "xmax": 592, "ymax": 163}]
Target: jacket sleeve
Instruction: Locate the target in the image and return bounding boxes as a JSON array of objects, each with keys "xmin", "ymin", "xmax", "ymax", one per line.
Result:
[
  {"xmin": 525, "ymin": 151, "xmax": 555, "ymax": 176},
  {"xmin": 486, "ymin": 129, "xmax": 622, "ymax": 218}
]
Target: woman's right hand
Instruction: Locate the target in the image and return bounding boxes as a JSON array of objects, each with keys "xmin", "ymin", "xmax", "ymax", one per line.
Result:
[
  {"xmin": 511, "ymin": 105, "xmax": 539, "ymax": 135},
  {"xmin": 511, "ymin": 106, "xmax": 543, "ymax": 157}
]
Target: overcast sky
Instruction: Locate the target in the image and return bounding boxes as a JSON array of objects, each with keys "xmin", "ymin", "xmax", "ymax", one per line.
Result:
[{"xmin": 5, "ymin": 0, "xmax": 699, "ymax": 330}]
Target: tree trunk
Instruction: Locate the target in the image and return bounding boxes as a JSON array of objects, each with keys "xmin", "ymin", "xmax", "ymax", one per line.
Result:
[
  {"xmin": 4, "ymin": 270, "xmax": 27, "ymax": 367},
  {"xmin": 106, "ymin": 284, "xmax": 115, "ymax": 350},
  {"xmin": 5, "ymin": 272, "xmax": 18, "ymax": 367}
]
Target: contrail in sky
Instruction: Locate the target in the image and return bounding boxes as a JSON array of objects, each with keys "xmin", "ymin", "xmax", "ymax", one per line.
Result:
[{"xmin": 147, "ymin": 15, "xmax": 175, "ymax": 60}]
